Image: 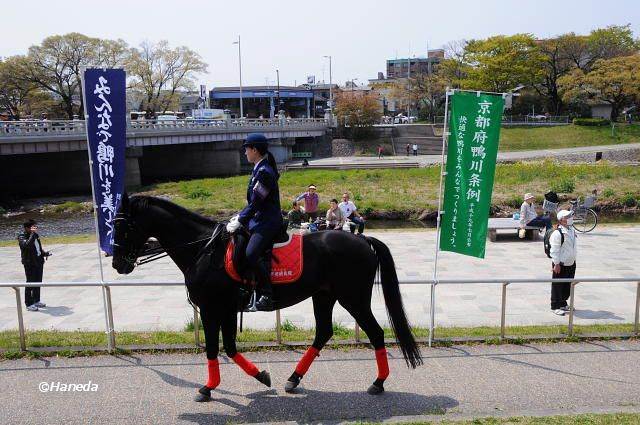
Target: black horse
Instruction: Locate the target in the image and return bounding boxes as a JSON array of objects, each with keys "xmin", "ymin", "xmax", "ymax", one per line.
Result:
[{"xmin": 112, "ymin": 194, "xmax": 422, "ymax": 402}]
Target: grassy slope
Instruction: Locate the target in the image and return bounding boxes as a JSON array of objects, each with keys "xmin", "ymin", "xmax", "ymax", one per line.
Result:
[
  {"xmin": 142, "ymin": 162, "xmax": 640, "ymax": 217},
  {"xmin": 360, "ymin": 413, "xmax": 640, "ymax": 424},
  {"xmin": 499, "ymin": 123, "xmax": 640, "ymax": 151}
]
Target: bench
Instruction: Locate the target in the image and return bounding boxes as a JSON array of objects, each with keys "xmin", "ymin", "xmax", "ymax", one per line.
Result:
[{"xmin": 487, "ymin": 218, "xmax": 541, "ymax": 242}]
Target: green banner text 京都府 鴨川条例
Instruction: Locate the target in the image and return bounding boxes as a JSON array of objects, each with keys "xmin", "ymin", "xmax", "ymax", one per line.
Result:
[{"xmin": 440, "ymin": 91, "xmax": 504, "ymax": 258}]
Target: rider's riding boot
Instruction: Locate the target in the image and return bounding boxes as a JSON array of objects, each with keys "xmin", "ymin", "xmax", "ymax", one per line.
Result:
[{"xmin": 254, "ymin": 256, "xmax": 274, "ymax": 311}]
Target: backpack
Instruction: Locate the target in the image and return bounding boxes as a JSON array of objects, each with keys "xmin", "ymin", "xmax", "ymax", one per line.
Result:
[{"xmin": 543, "ymin": 226, "xmax": 564, "ymax": 259}]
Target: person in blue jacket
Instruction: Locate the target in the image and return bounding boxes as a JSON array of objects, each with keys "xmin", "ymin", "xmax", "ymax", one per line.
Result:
[{"xmin": 226, "ymin": 133, "xmax": 283, "ymax": 311}]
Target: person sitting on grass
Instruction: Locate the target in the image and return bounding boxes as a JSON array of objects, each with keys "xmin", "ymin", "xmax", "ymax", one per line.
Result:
[
  {"xmin": 325, "ymin": 199, "xmax": 345, "ymax": 230},
  {"xmin": 287, "ymin": 201, "xmax": 306, "ymax": 228}
]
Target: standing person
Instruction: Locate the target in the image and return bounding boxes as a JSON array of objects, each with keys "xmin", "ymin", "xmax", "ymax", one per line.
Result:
[
  {"xmin": 17, "ymin": 219, "xmax": 50, "ymax": 311},
  {"xmin": 549, "ymin": 210, "xmax": 577, "ymax": 316},
  {"xmin": 412, "ymin": 143, "xmax": 418, "ymax": 156},
  {"xmin": 339, "ymin": 192, "xmax": 365, "ymax": 235},
  {"xmin": 295, "ymin": 184, "xmax": 320, "ymax": 221},
  {"xmin": 226, "ymin": 133, "xmax": 283, "ymax": 311},
  {"xmin": 405, "ymin": 143, "xmax": 411, "ymax": 156},
  {"xmin": 325, "ymin": 199, "xmax": 345, "ymax": 230},
  {"xmin": 377, "ymin": 145, "xmax": 383, "ymax": 159},
  {"xmin": 520, "ymin": 193, "xmax": 552, "ymax": 231}
]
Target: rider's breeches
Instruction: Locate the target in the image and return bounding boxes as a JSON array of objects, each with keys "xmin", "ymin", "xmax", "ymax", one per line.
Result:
[{"xmin": 246, "ymin": 228, "xmax": 277, "ymax": 295}]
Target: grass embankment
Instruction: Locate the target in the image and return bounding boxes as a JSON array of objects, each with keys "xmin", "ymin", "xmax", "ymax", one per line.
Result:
[
  {"xmin": 0, "ymin": 233, "xmax": 95, "ymax": 247},
  {"xmin": 142, "ymin": 162, "xmax": 640, "ymax": 218},
  {"xmin": 498, "ymin": 123, "xmax": 640, "ymax": 151},
  {"xmin": 360, "ymin": 413, "xmax": 640, "ymax": 424},
  {"xmin": 1, "ymin": 323, "xmax": 636, "ymax": 359}
]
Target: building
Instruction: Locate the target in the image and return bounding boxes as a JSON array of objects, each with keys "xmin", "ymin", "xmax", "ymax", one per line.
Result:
[
  {"xmin": 386, "ymin": 49, "xmax": 444, "ymax": 79},
  {"xmin": 304, "ymin": 83, "xmax": 339, "ymax": 118},
  {"xmin": 209, "ymin": 86, "xmax": 314, "ymax": 118}
]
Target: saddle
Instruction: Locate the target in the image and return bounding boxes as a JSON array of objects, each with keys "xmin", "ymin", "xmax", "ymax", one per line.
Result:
[{"xmin": 224, "ymin": 223, "xmax": 303, "ymax": 285}]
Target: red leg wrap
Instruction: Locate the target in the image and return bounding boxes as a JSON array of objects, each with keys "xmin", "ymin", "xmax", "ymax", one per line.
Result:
[
  {"xmin": 295, "ymin": 347, "xmax": 320, "ymax": 376},
  {"xmin": 206, "ymin": 358, "xmax": 220, "ymax": 389},
  {"xmin": 375, "ymin": 348, "xmax": 389, "ymax": 380},
  {"xmin": 232, "ymin": 353, "xmax": 259, "ymax": 377}
]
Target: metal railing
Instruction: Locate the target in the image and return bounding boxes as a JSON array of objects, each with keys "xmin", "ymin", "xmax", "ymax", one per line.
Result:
[
  {"xmin": 432, "ymin": 115, "xmax": 570, "ymax": 126},
  {"xmin": 0, "ymin": 118, "xmax": 328, "ymax": 137},
  {"xmin": 1, "ymin": 276, "xmax": 638, "ymax": 352}
]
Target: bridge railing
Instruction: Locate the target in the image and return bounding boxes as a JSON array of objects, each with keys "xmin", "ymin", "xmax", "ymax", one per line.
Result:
[
  {"xmin": 0, "ymin": 118, "xmax": 328, "ymax": 137},
  {"xmin": 1, "ymin": 276, "xmax": 638, "ymax": 353}
]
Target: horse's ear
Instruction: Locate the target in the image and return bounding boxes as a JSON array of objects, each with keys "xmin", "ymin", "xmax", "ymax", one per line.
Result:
[{"xmin": 120, "ymin": 192, "xmax": 129, "ymax": 213}]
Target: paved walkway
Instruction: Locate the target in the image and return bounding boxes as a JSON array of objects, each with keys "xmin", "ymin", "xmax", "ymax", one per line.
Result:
[
  {"xmin": 287, "ymin": 142, "xmax": 640, "ymax": 168},
  {"xmin": 1, "ymin": 341, "xmax": 640, "ymax": 424},
  {"xmin": 1, "ymin": 226, "xmax": 638, "ymax": 333}
]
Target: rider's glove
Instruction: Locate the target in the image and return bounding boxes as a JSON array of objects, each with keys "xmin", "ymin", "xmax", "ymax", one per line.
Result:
[{"xmin": 226, "ymin": 215, "xmax": 241, "ymax": 233}]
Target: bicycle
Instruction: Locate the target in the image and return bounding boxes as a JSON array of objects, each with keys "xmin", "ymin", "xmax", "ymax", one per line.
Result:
[{"xmin": 543, "ymin": 193, "xmax": 598, "ymax": 233}]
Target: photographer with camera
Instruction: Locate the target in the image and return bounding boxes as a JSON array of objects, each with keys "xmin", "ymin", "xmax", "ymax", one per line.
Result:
[{"xmin": 17, "ymin": 219, "xmax": 51, "ymax": 311}]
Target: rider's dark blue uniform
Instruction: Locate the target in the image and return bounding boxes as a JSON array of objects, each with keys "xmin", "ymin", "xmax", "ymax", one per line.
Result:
[{"xmin": 237, "ymin": 134, "xmax": 283, "ymax": 310}]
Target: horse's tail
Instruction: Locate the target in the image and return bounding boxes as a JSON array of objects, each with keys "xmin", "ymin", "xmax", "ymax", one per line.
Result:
[{"xmin": 367, "ymin": 236, "xmax": 422, "ymax": 369}]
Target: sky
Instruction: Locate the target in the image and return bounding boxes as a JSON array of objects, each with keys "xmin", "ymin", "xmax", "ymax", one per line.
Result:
[{"xmin": 1, "ymin": 0, "xmax": 638, "ymax": 90}]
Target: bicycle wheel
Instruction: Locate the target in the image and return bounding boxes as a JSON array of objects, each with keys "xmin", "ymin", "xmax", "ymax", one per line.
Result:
[{"xmin": 573, "ymin": 209, "xmax": 597, "ymax": 233}]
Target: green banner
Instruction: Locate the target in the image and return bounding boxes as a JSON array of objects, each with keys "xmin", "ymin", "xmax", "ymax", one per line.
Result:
[{"xmin": 440, "ymin": 91, "xmax": 504, "ymax": 258}]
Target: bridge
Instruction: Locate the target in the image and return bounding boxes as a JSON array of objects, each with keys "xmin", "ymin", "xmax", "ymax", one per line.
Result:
[{"xmin": 0, "ymin": 118, "xmax": 330, "ymax": 196}]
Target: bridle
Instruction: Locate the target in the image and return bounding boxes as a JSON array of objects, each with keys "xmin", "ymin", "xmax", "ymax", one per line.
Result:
[{"xmin": 113, "ymin": 211, "xmax": 225, "ymax": 268}]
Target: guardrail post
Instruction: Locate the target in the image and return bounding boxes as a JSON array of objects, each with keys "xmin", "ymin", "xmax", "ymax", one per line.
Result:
[
  {"xmin": 104, "ymin": 286, "xmax": 116, "ymax": 351},
  {"xmin": 634, "ymin": 281, "xmax": 640, "ymax": 335},
  {"xmin": 275, "ymin": 309, "xmax": 282, "ymax": 345},
  {"xmin": 567, "ymin": 281, "xmax": 578, "ymax": 336},
  {"xmin": 193, "ymin": 306, "xmax": 200, "ymax": 348},
  {"xmin": 500, "ymin": 282, "xmax": 509, "ymax": 341},
  {"xmin": 355, "ymin": 323, "xmax": 360, "ymax": 343},
  {"xmin": 13, "ymin": 287, "xmax": 26, "ymax": 351}
]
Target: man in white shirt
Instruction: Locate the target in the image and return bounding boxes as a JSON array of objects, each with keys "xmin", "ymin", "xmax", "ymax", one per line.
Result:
[
  {"xmin": 549, "ymin": 210, "xmax": 577, "ymax": 316},
  {"xmin": 338, "ymin": 192, "xmax": 365, "ymax": 235},
  {"xmin": 520, "ymin": 193, "xmax": 551, "ymax": 230}
]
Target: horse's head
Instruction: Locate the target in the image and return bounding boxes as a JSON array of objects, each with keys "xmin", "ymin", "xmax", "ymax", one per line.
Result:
[{"xmin": 112, "ymin": 193, "xmax": 148, "ymax": 274}]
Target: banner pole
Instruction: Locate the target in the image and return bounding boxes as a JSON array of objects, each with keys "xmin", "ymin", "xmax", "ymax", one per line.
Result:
[
  {"xmin": 80, "ymin": 69, "xmax": 112, "ymax": 352},
  {"xmin": 430, "ymin": 87, "xmax": 452, "ymax": 347}
]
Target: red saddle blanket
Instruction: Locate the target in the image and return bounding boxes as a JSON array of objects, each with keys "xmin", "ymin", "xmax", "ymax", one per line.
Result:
[{"xmin": 224, "ymin": 233, "xmax": 303, "ymax": 284}]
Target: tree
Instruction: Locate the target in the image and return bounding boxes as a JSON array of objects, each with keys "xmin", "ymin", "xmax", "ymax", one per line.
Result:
[
  {"xmin": 559, "ymin": 54, "xmax": 640, "ymax": 121},
  {"xmin": 18, "ymin": 33, "xmax": 129, "ymax": 118},
  {"xmin": 334, "ymin": 92, "xmax": 382, "ymax": 140},
  {"xmin": 126, "ymin": 41, "xmax": 208, "ymax": 115},
  {"xmin": 0, "ymin": 57, "xmax": 33, "ymax": 119},
  {"xmin": 461, "ymin": 34, "xmax": 545, "ymax": 93},
  {"xmin": 389, "ymin": 72, "xmax": 447, "ymax": 120}
]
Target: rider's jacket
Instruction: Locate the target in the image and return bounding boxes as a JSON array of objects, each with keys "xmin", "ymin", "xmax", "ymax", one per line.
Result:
[{"xmin": 238, "ymin": 157, "xmax": 283, "ymax": 232}]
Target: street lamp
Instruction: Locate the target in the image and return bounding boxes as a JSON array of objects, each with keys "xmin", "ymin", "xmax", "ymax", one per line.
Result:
[
  {"xmin": 232, "ymin": 35, "xmax": 243, "ymax": 119},
  {"xmin": 322, "ymin": 55, "xmax": 332, "ymax": 111}
]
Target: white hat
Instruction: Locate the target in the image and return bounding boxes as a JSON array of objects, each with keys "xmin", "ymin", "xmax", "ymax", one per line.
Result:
[
  {"xmin": 308, "ymin": 185, "xmax": 317, "ymax": 190},
  {"xmin": 557, "ymin": 210, "xmax": 574, "ymax": 220},
  {"xmin": 524, "ymin": 193, "xmax": 534, "ymax": 200}
]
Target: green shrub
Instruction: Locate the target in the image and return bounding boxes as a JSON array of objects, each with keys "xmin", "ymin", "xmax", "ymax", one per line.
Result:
[
  {"xmin": 281, "ymin": 320, "xmax": 299, "ymax": 332},
  {"xmin": 622, "ymin": 193, "xmax": 638, "ymax": 207},
  {"xmin": 0, "ymin": 206, "xmax": 6, "ymax": 215},
  {"xmin": 602, "ymin": 188, "xmax": 615, "ymax": 198},
  {"xmin": 185, "ymin": 188, "xmax": 212, "ymax": 199},
  {"xmin": 332, "ymin": 322, "xmax": 351, "ymax": 337},
  {"xmin": 573, "ymin": 118, "xmax": 610, "ymax": 126},
  {"xmin": 552, "ymin": 177, "xmax": 576, "ymax": 193}
]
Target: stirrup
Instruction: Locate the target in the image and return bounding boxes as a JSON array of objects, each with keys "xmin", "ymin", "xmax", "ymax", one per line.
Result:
[{"xmin": 244, "ymin": 291, "xmax": 258, "ymax": 312}]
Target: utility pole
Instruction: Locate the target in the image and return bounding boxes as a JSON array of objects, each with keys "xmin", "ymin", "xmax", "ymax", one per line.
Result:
[
  {"xmin": 233, "ymin": 36, "xmax": 243, "ymax": 119},
  {"xmin": 323, "ymin": 55, "xmax": 333, "ymax": 112},
  {"xmin": 276, "ymin": 69, "xmax": 281, "ymax": 115}
]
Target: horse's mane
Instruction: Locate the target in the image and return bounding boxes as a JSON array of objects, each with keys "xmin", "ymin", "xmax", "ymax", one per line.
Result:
[{"xmin": 130, "ymin": 195, "xmax": 217, "ymax": 227}]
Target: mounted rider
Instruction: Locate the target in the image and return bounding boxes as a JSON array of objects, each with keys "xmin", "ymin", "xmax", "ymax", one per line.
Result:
[{"xmin": 226, "ymin": 133, "xmax": 283, "ymax": 311}]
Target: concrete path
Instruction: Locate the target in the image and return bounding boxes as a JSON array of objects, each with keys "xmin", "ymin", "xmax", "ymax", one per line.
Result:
[
  {"xmin": 1, "ymin": 341, "xmax": 640, "ymax": 424},
  {"xmin": 287, "ymin": 142, "xmax": 640, "ymax": 168},
  {"xmin": 1, "ymin": 226, "xmax": 639, "ymax": 333}
]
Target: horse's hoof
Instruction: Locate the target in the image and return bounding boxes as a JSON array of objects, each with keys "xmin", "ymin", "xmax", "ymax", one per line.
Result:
[
  {"xmin": 367, "ymin": 383, "xmax": 384, "ymax": 395},
  {"xmin": 195, "ymin": 385, "xmax": 212, "ymax": 402},
  {"xmin": 256, "ymin": 370, "xmax": 271, "ymax": 387},
  {"xmin": 284, "ymin": 372, "xmax": 302, "ymax": 393}
]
